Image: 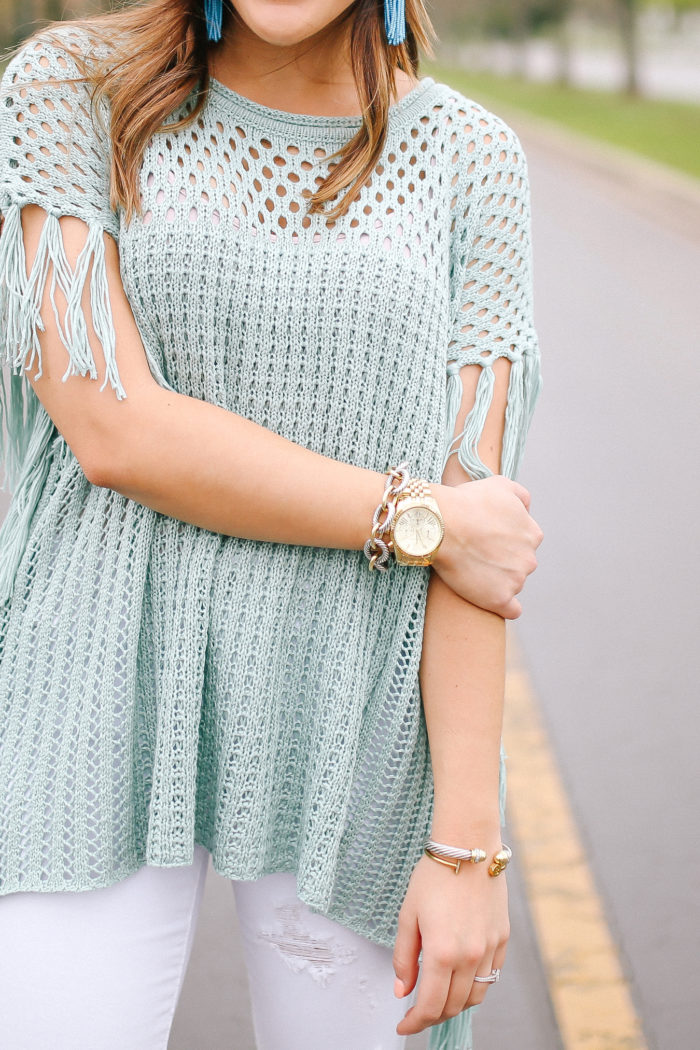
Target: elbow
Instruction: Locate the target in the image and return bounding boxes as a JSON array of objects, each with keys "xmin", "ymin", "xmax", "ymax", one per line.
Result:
[
  {"xmin": 78, "ymin": 443, "xmax": 120, "ymax": 490},
  {"xmin": 74, "ymin": 390, "xmax": 154, "ymax": 491},
  {"xmin": 79, "ymin": 406, "xmax": 156, "ymax": 494},
  {"xmin": 77, "ymin": 387, "xmax": 163, "ymax": 492},
  {"xmin": 75, "ymin": 421, "xmax": 130, "ymax": 491}
]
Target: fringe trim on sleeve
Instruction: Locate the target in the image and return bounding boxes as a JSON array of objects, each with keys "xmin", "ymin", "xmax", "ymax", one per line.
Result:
[
  {"xmin": 428, "ymin": 996, "xmax": 477, "ymax": 1050},
  {"xmin": 442, "ymin": 339, "xmax": 543, "ymax": 484},
  {"xmin": 0, "ymin": 201, "xmax": 126, "ymax": 604}
]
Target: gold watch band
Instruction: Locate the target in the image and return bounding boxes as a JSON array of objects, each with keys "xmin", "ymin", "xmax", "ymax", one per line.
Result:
[{"xmin": 396, "ymin": 477, "xmax": 433, "ymax": 501}]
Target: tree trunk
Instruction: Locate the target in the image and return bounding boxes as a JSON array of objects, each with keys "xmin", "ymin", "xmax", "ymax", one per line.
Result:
[
  {"xmin": 553, "ymin": 0, "xmax": 573, "ymax": 87},
  {"xmin": 511, "ymin": 0, "xmax": 530, "ymax": 79},
  {"xmin": 618, "ymin": 0, "xmax": 640, "ymax": 97}
]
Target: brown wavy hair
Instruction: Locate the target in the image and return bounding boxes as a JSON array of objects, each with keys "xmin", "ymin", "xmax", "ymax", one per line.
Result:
[{"xmin": 4, "ymin": 0, "xmax": 438, "ymax": 225}]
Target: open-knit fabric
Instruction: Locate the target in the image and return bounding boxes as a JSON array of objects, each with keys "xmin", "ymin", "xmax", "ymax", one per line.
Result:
[{"xmin": 0, "ymin": 24, "xmax": 543, "ymax": 1049}]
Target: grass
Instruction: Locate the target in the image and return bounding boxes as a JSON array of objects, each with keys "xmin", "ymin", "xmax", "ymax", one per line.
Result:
[{"xmin": 422, "ymin": 59, "xmax": 700, "ymax": 182}]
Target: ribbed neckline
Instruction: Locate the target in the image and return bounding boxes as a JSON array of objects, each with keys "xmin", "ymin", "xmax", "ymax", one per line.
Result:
[{"xmin": 206, "ymin": 74, "xmax": 440, "ymax": 139}]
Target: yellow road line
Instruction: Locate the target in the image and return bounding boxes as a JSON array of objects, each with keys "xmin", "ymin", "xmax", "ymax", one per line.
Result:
[{"xmin": 503, "ymin": 626, "xmax": 649, "ymax": 1050}]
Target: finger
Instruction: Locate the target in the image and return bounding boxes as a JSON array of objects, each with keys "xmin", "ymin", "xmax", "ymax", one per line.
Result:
[
  {"xmin": 501, "ymin": 596, "xmax": 522, "ymax": 620},
  {"xmin": 396, "ymin": 956, "xmax": 452, "ymax": 1036},
  {"xmin": 466, "ymin": 956, "xmax": 496, "ymax": 1008},
  {"xmin": 465, "ymin": 939, "xmax": 509, "ymax": 1009},
  {"xmin": 438, "ymin": 965, "xmax": 475, "ymax": 1021},
  {"xmin": 507, "ymin": 479, "xmax": 531, "ymax": 511},
  {"xmin": 492, "ymin": 940, "xmax": 508, "ymax": 972},
  {"xmin": 392, "ymin": 910, "xmax": 421, "ymax": 999}
]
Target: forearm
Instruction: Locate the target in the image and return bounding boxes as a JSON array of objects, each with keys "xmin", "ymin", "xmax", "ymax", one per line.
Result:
[
  {"xmin": 107, "ymin": 385, "xmax": 390, "ymax": 551},
  {"xmin": 420, "ymin": 571, "xmax": 505, "ymax": 840},
  {"xmin": 419, "ymin": 356, "xmax": 512, "ymax": 842}
]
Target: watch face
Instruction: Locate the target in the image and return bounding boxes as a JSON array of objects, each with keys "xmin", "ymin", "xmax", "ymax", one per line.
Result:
[{"xmin": 393, "ymin": 506, "xmax": 443, "ymax": 557}]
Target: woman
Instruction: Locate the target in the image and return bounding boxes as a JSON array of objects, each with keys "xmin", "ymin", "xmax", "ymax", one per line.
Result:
[{"xmin": 0, "ymin": 1, "xmax": 544, "ymax": 1048}]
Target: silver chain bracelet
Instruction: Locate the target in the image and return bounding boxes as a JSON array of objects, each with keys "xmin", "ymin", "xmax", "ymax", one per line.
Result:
[{"xmin": 363, "ymin": 460, "xmax": 413, "ymax": 572}]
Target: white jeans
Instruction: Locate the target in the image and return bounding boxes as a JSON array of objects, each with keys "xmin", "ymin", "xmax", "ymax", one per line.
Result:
[{"xmin": 0, "ymin": 845, "xmax": 415, "ymax": 1049}]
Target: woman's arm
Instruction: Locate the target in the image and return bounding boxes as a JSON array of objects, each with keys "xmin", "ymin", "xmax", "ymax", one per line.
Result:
[
  {"xmin": 12, "ymin": 206, "xmax": 540, "ymax": 615},
  {"xmin": 421, "ymin": 356, "xmax": 512, "ymax": 842},
  {"xmin": 392, "ymin": 356, "xmax": 517, "ymax": 1036},
  {"xmin": 1, "ymin": 33, "xmax": 541, "ymax": 615}
]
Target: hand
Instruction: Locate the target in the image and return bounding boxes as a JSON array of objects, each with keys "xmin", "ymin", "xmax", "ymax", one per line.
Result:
[
  {"xmin": 392, "ymin": 849, "xmax": 510, "ymax": 1035},
  {"xmin": 431, "ymin": 476, "xmax": 543, "ymax": 618}
]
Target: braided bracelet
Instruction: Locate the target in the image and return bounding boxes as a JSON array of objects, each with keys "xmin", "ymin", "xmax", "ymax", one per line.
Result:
[
  {"xmin": 363, "ymin": 461, "xmax": 413, "ymax": 571},
  {"xmin": 424, "ymin": 839, "xmax": 513, "ymax": 877}
]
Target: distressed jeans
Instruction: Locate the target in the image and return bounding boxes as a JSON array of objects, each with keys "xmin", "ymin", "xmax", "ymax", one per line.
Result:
[{"xmin": 0, "ymin": 844, "xmax": 416, "ymax": 1049}]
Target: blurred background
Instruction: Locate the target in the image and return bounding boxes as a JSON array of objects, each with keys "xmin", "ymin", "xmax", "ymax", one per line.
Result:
[{"xmin": 1, "ymin": 2, "xmax": 699, "ymax": 1049}]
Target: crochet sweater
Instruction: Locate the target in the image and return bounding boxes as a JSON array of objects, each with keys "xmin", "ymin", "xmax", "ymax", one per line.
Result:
[{"xmin": 0, "ymin": 25, "xmax": 543, "ymax": 1049}]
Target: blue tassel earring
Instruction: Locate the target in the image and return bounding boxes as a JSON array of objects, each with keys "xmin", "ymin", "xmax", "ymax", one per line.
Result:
[
  {"xmin": 205, "ymin": 0, "xmax": 402, "ymax": 47},
  {"xmin": 205, "ymin": 0, "xmax": 403, "ymax": 47},
  {"xmin": 384, "ymin": 0, "xmax": 407, "ymax": 45},
  {"xmin": 205, "ymin": 0, "xmax": 223, "ymax": 41}
]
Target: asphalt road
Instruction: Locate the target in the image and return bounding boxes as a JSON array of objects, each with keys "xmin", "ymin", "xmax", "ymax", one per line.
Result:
[
  {"xmin": 491, "ymin": 111, "xmax": 700, "ymax": 1050},
  {"xmin": 1, "ymin": 104, "xmax": 698, "ymax": 1050}
]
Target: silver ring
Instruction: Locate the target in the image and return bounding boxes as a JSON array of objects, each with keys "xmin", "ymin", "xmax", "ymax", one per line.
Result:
[{"xmin": 473, "ymin": 968, "xmax": 501, "ymax": 984}]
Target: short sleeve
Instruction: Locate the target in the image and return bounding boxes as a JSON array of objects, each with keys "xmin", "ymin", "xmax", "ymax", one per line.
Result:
[
  {"xmin": 0, "ymin": 25, "xmax": 123, "ymax": 405},
  {"xmin": 0, "ymin": 25, "xmax": 119, "ymax": 238},
  {"xmin": 0, "ymin": 26, "xmax": 125, "ymax": 604},
  {"xmin": 443, "ymin": 104, "xmax": 543, "ymax": 482}
]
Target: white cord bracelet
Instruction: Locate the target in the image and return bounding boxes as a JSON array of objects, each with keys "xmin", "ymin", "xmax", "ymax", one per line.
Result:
[{"xmin": 424, "ymin": 839, "xmax": 487, "ymax": 863}]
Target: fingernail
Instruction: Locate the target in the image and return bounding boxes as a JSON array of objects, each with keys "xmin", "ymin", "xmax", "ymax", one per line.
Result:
[{"xmin": 394, "ymin": 977, "xmax": 405, "ymax": 998}]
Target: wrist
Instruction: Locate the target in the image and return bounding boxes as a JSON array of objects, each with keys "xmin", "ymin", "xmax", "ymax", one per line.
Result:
[
  {"xmin": 363, "ymin": 462, "xmax": 437, "ymax": 570},
  {"xmin": 428, "ymin": 482, "xmax": 459, "ymax": 573},
  {"xmin": 423, "ymin": 837, "xmax": 513, "ymax": 878},
  {"xmin": 430, "ymin": 812, "xmax": 503, "ymax": 847},
  {"xmin": 360, "ymin": 469, "xmax": 458, "ymax": 570}
]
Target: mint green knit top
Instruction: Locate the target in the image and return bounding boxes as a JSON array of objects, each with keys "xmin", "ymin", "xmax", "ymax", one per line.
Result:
[{"xmin": 0, "ymin": 24, "xmax": 543, "ymax": 1049}]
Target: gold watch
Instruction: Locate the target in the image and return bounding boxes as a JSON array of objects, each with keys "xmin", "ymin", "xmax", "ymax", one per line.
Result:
[{"xmin": 389, "ymin": 478, "xmax": 445, "ymax": 566}]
